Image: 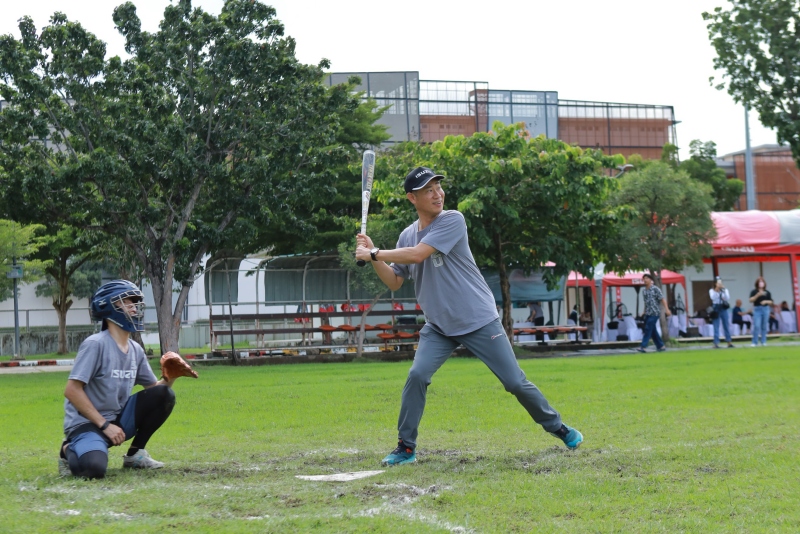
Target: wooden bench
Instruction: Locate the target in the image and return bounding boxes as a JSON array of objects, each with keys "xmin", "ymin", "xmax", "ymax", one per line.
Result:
[
  {"xmin": 513, "ymin": 325, "xmax": 590, "ymax": 345},
  {"xmin": 209, "ymin": 310, "xmax": 425, "ymax": 347}
]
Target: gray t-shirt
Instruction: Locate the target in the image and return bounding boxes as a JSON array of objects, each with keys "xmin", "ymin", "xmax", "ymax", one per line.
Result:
[
  {"xmin": 63, "ymin": 330, "xmax": 157, "ymax": 434},
  {"xmin": 391, "ymin": 210, "xmax": 498, "ymax": 336}
]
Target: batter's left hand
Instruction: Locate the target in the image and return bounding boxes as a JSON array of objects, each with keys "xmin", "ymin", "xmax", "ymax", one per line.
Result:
[{"xmin": 356, "ymin": 233, "xmax": 374, "ymax": 249}]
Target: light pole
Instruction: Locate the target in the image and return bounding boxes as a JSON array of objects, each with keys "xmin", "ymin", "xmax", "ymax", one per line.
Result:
[
  {"xmin": 8, "ymin": 257, "xmax": 23, "ymax": 360},
  {"xmin": 614, "ymin": 164, "xmax": 634, "ymax": 178},
  {"xmin": 744, "ymin": 104, "xmax": 756, "ymax": 210}
]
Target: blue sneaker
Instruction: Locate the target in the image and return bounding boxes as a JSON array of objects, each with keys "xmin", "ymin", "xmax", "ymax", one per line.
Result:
[
  {"xmin": 550, "ymin": 424, "xmax": 583, "ymax": 450},
  {"xmin": 381, "ymin": 441, "xmax": 416, "ymax": 466}
]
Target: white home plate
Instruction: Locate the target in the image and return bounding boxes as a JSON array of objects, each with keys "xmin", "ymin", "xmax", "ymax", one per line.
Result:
[{"xmin": 295, "ymin": 470, "xmax": 384, "ymax": 482}]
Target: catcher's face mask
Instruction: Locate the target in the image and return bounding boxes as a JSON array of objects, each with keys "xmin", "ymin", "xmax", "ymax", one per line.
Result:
[{"xmin": 111, "ymin": 296, "xmax": 146, "ymax": 332}]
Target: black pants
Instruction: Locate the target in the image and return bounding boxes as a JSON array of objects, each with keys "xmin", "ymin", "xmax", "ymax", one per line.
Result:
[{"xmin": 64, "ymin": 385, "xmax": 175, "ymax": 478}]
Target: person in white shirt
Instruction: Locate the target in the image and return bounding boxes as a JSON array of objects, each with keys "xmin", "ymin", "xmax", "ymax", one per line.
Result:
[{"xmin": 709, "ymin": 277, "xmax": 734, "ymax": 348}]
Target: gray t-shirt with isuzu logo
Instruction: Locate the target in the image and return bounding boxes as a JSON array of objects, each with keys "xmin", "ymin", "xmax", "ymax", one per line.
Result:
[
  {"xmin": 391, "ymin": 210, "xmax": 498, "ymax": 336},
  {"xmin": 63, "ymin": 330, "xmax": 157, "ymax": 434}
]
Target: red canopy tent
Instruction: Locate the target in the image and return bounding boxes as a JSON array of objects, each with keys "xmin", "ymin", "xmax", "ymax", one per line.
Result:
[
  {"xmin": 600, "ymin": 270, "xmax": 687, "ymax": 327},
  {"xmin": 708, "ymin": 210, "xmax": 800, "ymax": 330},
  {"xmin": 565, "ymin": 271, "xmax": 598, "ymax": 322}
]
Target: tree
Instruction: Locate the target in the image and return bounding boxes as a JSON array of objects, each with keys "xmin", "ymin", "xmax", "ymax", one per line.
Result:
[
  {"xmin": 604, "ymin": 162, "xmax": 717, "ymax": 338},
  {"xmin": 680, "ymin": 140, "xmax": 743, "ymax": 211},
  {"xmin": 704, "ymin": 1, "xmax": 800, "ymax": 168},
  {"xmin": 365, "ymin": 123, "xmax": 626, "ymax": 336},
  {"xmin": 33, "ymin": 228, "xmax": 103, "ymax": 354},
  {"xmin": 269, "ymin": 90, "xmax": 390, "ymax": 254},
  {"xmin": 628, "ymin": 142, "xmax": 743, "ymax": 211},
  {"xmin": 0, "ymin": 220, "xmax": 48, "ymax": 301},
  {"xmin": 0, "ymin": 1, "xmax": 367, "ymax": 352}
]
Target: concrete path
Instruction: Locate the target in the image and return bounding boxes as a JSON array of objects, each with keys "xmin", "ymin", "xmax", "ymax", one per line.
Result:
[{"xmin": 0, "ymin": 363, "xmax": 73, "ymax": 374}]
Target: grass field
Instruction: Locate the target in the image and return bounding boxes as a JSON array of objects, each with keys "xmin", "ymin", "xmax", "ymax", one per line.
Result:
[{"xmin": 1, "ymin": 346, "xmax": 798, "ymax": 533}]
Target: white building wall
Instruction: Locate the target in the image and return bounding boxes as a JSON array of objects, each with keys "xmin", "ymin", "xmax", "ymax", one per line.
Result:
[
  {"xmin": 682, "ymin": 260, "xmax": 796, "ymax": 314},
  {"xmin": 0, "ymin": 282, "xmax": 92, "ymax": 329}
]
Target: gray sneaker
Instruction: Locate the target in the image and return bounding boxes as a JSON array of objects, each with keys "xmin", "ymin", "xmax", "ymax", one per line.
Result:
[
  {"xmin": 122, "ymin": 449, "xmax": 164, "ymax": 469},
  {"xmin": 58, "ymin": 457, "xmax": 71, "ymax": 477}
]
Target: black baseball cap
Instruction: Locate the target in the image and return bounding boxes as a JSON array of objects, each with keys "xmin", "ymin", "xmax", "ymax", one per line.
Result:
[{"xmin": 404, "ymin": 166, "xmax": 445, "ymax": 193}]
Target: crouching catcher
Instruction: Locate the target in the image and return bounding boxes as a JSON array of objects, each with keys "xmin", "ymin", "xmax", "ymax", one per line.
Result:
[{"xmin": 59, "ymin": 280, "xmax": 198, "ymax": 478}]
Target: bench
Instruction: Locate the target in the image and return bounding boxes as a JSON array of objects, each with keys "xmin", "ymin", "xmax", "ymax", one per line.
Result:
[
  {"xmin": 513, "ymin": 325, "xmax": 589, "ymax": 345},
  {"xmin": 209, "ymin": 310, "xmax": 425, "ymax": 348}
]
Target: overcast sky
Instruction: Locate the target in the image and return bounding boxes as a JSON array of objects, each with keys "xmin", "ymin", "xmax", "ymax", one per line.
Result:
[{"xmin": 0, "ymin": 0, "xmax": 780, "ymax": 159}]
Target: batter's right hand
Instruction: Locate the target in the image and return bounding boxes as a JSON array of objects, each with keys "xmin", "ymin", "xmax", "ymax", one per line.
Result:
[
  {"xmin": 103, "ymin": 423, "xmax": 126, "ymax": 446},
  {"xmin": 357, "ymin": 233, "xmax": 374, "ymax": 249}
]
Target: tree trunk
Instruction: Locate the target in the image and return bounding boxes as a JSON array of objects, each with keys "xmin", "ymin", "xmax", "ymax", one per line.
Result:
[
  {"xmin": 53, "ymin": 271, "xmax": 73, "ymax": 354},
  {"xmin": 495, "ymin": 234, "xmax": 513, "ymax": 338},
  {"xmin": 148, "ymin": 271, "xmax": 181, "ymax": 354},
  {"xmin": 54, "ymin": 300, "xmax": 71, "ymax": 355},
  {"xmin": 50, "ymin": 256, "xmax": 72, "ymax": 354}
]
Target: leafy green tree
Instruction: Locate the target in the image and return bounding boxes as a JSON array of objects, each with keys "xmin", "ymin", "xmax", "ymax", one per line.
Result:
[
  {"xmin": 704, "ymin": 1, "xmax": 800, "ymax": 168},
  {"xmin": 680, "ymin": 140, "xmax": 743, "ymax": 211},
  {"xmin": 0, "ymin": 220, "xmax": 48, "ymax": 301},
  {"xmin": 604, "ymin": 162, "xmax": 716, "ymax": 338},
  {"xmin": 365, "ymin": 123, "xmax": 626, "ymax": 336},
  {"xmin": 272, "ymin": 90, "xmax": 390, "ymax": 254},
  {"xmin": 628, "ymin": 141, "xmax": 743, "ymax": 211},
  {"xmin": 0, "ymin": 1, "xmax": 367, "ymax": 352},
  {"xmin": 33, "ymin": 227, "xmax": 103, "ymax": 354}
]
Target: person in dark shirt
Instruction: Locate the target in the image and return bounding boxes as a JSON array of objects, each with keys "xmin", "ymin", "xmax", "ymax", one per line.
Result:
[
  {"xmin": 748, "ymin": 276, "xmax": 773, "ymax": 346},
  {"xmin": 731, "ymin": 299, "xmax": 744, "ymax": 326},
  {"xmin": 568, "ymin": 305, "xmax": 579, "ymax": 324}
]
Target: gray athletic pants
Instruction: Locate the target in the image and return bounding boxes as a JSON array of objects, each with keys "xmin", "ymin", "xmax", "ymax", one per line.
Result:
[{"xmin": 397, "ymin": 318, "xmax": 562, "ymax": 448}]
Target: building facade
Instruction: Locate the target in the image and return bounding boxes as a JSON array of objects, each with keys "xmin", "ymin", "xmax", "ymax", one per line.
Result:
[
  {"xmin": 718, "ymin": 144, "xmax": 800, "ymax": 211},
  {"xmin": 325, "ymin": 71, "xmax": 678, "ymax": 160}
]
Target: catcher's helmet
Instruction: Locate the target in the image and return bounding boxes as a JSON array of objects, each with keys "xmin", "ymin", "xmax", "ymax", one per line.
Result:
[{"xmin": 90, "ymin": 280, "xmax": 145, "ymax": 333}]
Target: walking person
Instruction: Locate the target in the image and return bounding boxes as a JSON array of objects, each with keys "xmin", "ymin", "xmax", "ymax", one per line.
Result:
[
  {"xmin": 636, "ymin": 273, "xmax": 672, "ymax": 353},
  {"xmin": 355, "ymin": 166, "xmax": 583, "ymax": 466},
  {"xmin": 709, "ymin": 277, "xmax": 734, "ymax": 348},
  {"xmin": 749, "ymin": 276, "xmax": 773, "ymax": 346},
  {"xmin": 58, "ymin": 280, "xmax": 193, "ymax": 478}
]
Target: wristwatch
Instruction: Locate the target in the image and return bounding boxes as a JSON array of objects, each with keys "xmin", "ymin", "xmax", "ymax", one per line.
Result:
[{"xmin": 370, "ymin": 247, "xmax": 380, "ymax": 261}]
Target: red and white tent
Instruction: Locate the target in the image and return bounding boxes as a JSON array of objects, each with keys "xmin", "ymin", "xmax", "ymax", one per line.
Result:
[
  {"xmin": 600, "ymin": 270, "xmax": 687, "ymax": 326},
  {"xmin": 565, "ymin": 271, "xmax": 598, "ymax": 320},
  {"xmin": 711, "ymin": 210, "xmax": 800, "ymax": 258},
  {"xmin": 709, "ymin": 210, "xmax": 800, "ymax": 330}
]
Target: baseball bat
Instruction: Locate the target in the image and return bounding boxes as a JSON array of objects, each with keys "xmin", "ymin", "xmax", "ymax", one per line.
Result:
[{"xmin": 356, "ymin": 150, "xmax": 376, "ymax": 267}]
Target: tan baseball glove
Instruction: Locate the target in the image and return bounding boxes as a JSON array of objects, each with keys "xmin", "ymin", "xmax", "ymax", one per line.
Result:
[{"xmin": 160, "ymin": 351, "xmax": 199, "ymax": 380}]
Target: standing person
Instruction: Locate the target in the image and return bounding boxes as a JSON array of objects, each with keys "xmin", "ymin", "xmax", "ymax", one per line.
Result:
[
  {"xmin": 709, "ymin": 277, "xmax": 734, "ymax": 348},
  {"xmin": 59, "ymin": 280, "xmax": 195, "ymax": 478},
  {"xmin": 749, "ymin": 276, "xmax": 773, "ymax": 346},
  {"xmin": 636, "ymin": 273, "xmax": 672, "ymax": 353},
  {"xmin": 355, "ymin": 166, "xmax": 582, "ymax": 466},
  {"xmin": 527, "ymin": 301, "xmax": 544, "ymax": 325}
]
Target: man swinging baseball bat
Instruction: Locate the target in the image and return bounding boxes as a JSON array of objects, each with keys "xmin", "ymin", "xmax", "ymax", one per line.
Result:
[{"xmin": 356, "ymin": 166, "xmax": 583, "ymax": 466}]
